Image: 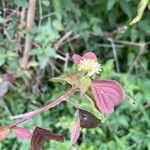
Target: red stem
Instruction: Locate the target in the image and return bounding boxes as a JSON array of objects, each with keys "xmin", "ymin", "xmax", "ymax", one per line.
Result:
[{"xmin": 9, "ymin": 86, "xmax": 77, "ymax": 128}]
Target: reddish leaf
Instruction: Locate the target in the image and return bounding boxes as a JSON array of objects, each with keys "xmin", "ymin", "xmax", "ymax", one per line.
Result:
[
  {"xmin": 91, "ymin": 80, "xmax": 124, "ymax": 114},
  {"xmin": 2, "ymin": 74, "xmax": 16, "ymax": 83},
  {"xmin": 70, "ymin": 110, "xmax": 80, "ymax": 145},
  {"xmin": 78, "ymin": 109, "xmax": 101, "ymax": 128},
  {"xmin": 0, "ymin": 126, "xmax": 10, "ymax": 141},
  {"xmin": 72, "ymin": 54, "xmax": 82, "ymax": 64},
  {"xmin": 72, "ymin": 52, "xmax": 97, "ymax": 65},
  {"xmin": 12, "ymin": 127, "xmax": 32, "ymax": 139},
  {"xmin": 31, "ymin": 126, "xmax": 64, "ymax": 150},
  {"xmin": 82, "ymin": 52, "xmax": 97, "ymax": 60}
]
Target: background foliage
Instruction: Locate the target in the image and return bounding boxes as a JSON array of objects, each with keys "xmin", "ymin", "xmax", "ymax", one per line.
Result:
[{"xmin": 0, "ymin": 0, "xmax": 150, "ymax": 149}]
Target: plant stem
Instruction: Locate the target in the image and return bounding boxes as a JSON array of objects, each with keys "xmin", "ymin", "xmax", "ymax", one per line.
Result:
[{"xmin": 9, "ymin": 85, "xmax": 77, "ymax": 128}]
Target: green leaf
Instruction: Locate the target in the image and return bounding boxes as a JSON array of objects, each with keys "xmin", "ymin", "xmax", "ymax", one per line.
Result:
[
  {"xmin": 92, "ymin": 26, "xmax": 103, "ymax": 35},
  {"xmin": 17, "ymin": 139, "xmax": 30, "ymax": 150},
  {"xmin": 27, "ymin": 61, "xmax": 38, "ymax": 68},
  {"xmin": 0, "ymin": 49, "xmax": 6, "ymax": 66},
  {"xmin": 29, "ymin": 48, "xmax": 43, "ymax": 56},
  {"xmin": 80, "ymin": 76, "xmax": 92, "ymax": 95},
  {"xmin": 119, "ymin": 0, "xmax": 132, "ymax": 19},
  {"xmin": 81, "ymin": 90, "xmax": 106, "ymax": 122},
  {"xmin": 0, "ymin": 16, "xmax": 5, "ymax": 24},
  {"xmin": 44, "ymin": 47, "xmax": 56, "ymax": 58},
  {"xmin": 130, "ymin": 28, "xmax": 138, "ymax": 41},
  {"xmin": 0, "ymin": 58, "xmax": 5, "ymax": 66},
  {"xmin": 6, "ymin": 51, "xmax": 18, "ymax": 58},
  {"xmin": 50, "ymin": 73, "xmax": 77, "ymax": 85},
  {"xmin": 38, "ymin": 56, "xmax": 49, "ymax": 69},
  {"xmin": 42, "ymin": 0, "xmax": 50, "ymax": 6},
  {"xmin": 14, "ymin": 0, "xmax": 28, "ymax": 7},
  {"xmin": 50, "ymin": 75, "xmax": 68, "ymax": 84},
  {"xmin": 107, "ymin": 0, "xmax": 117, "ymax": 11},
  {"xmin": 101, "ymin": 59, "xmax": 114, "ymax": 79},
  {"xmin": 138, "ymin": 20, "xmax": 150, "ymax": 33},
  {"xmin": 52, "ymin": 20, "xmax": 64, "ymax": 31},
  {"xmin": 33, "ymin": 115, "xmax": 43, "ymax": 127},
  {"xmin": 52, "ymin": 0, "xmax": 63, "ymax": 21}
]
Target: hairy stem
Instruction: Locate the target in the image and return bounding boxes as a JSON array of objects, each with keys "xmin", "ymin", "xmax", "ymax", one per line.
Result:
[{"xmin": 9, "ymin": 85, "xmax": 77, "ymax": 128}]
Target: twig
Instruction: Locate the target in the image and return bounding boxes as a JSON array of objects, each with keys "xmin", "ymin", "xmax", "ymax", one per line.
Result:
[
  {"xmin": 42, "ymin": 12, "xmax": 56, "ymax": 20},
  {"xmin": 133, "ymin": 103, "xmax": 150, "ymax": 119},
  {"xmin": 54, "ymin": 31, "xmax": 73, "ymax": 50},
  {"xmin": 140, "ymin": 61, "xmax": 150, "ymax": 75},
  {"xmin": 56, "ymin": 53, "xmax": 70, "ymax": 69},
  {"xmin": 56, "ymin": 54, "xmax": 67, "ymax": 61},
  {"xmin": 21, "ymin": 0, "xmax": 37, "ymax": 68},
  {"xmin": 38, "ymin": 0, "xmax": 42, "ymax": 28},
  {"xmin": 91, "ymin": 26, "xmax": 127, "ymax": 38},
  {"xmin": 107, "ymin": 38, "xmax": 120, "ymax": 73},
  {"xmin": 128, "ymin": 44, "xmax": 146, "ymax": 73},
  {"xmin": 48, "ymin": 60, "xmax": 61, "ymax": 75},
  {"xmin": 95, "ymin": 43, "xmax": 124, "ymax": 48},
  {"xmin": 64, "ymin": 53, "xmax": 69, "ymax": 69},
  {"xmin": 19, "ymin": 8, "xmax": 26, "ymax": 29},
  {"xmin": 113, "ymin": 40, "xmax": 147, "ymax": 47}
]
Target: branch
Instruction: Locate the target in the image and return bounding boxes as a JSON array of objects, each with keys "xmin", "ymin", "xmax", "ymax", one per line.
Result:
[
  {"xmin": 9, "ymin": 85, "xmax": 77, "ymax": 128},
  {"xmin": 21, "ymin": 0, "xmax": 37, "ymax": 68},
  {"xmin": 15, "ymin": 8, "xmax": 26, "ymax": 52}
]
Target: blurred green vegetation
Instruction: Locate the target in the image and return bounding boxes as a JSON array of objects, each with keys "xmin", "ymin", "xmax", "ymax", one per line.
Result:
[{"xmin": 0, "ymin": 0, "xmax": 150, "ymax": 149}]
